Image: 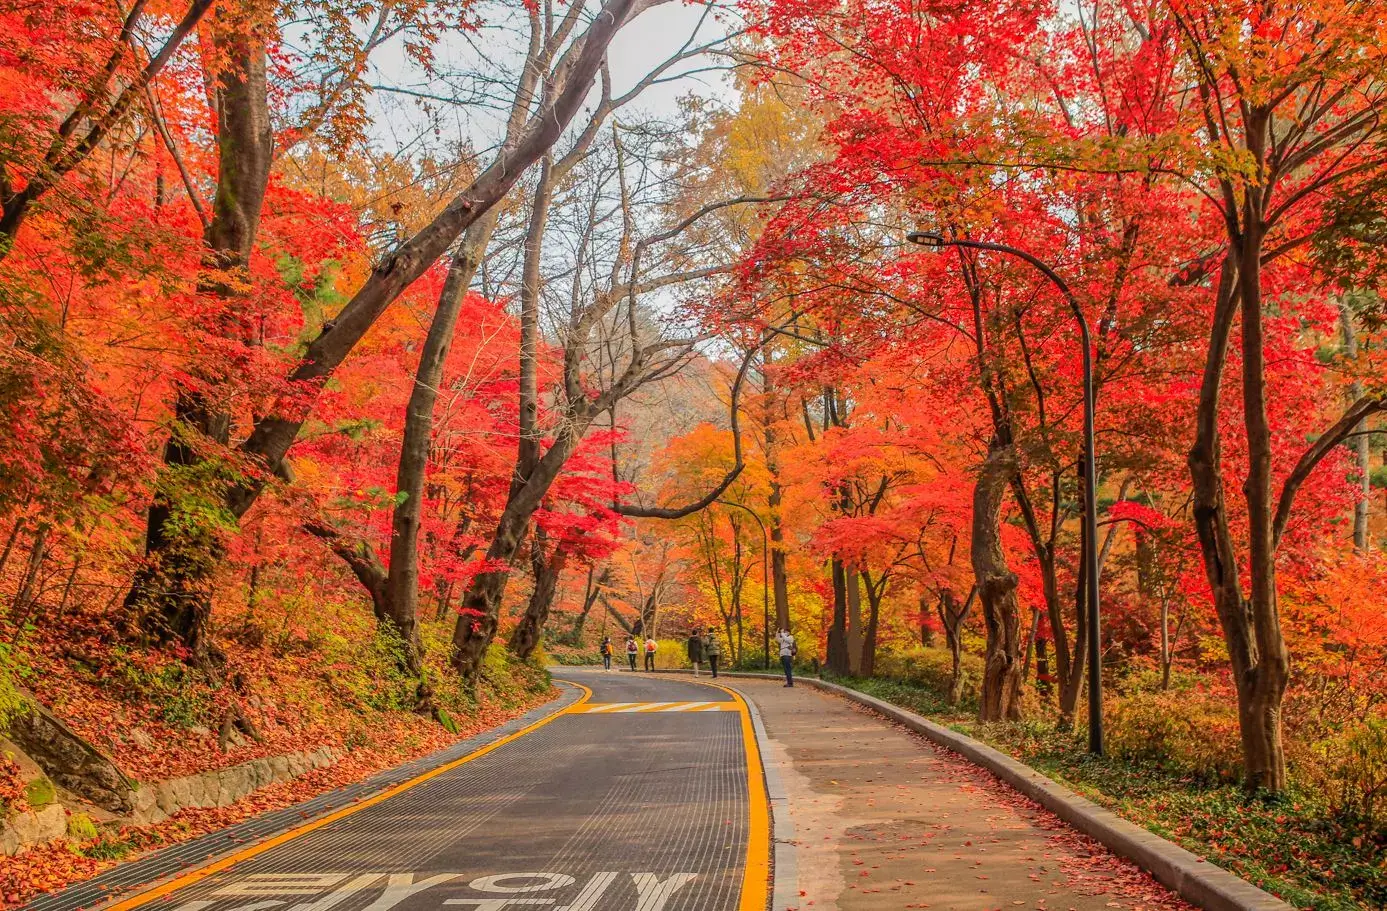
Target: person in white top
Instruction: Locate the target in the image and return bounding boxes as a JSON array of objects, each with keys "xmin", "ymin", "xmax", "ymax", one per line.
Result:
[
  {"xmin": 777, "ymin": 629, "xmax": 796, "ymax": 687},
  {"xmin": 643, "ymin": 636, "xmax": 657, "ymax": 671}
]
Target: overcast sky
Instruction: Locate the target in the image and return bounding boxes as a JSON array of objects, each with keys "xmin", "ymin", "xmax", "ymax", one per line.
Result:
[{"xmin": 361, "ymin": 0, "xmax": 740, "ymax": 162}]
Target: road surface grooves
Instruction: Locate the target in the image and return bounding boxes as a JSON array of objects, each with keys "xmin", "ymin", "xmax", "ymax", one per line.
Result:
[{"xmin": 30, "ymin": 671, "xmax": 769, "ymax": 911}]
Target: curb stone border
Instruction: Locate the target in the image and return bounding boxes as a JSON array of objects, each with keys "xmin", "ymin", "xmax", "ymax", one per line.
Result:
[
  {"xmin": 727, "ymin": 682, "xmax": 798, "ymax": 911},
  {"xmin": 676, "ymin": 670, "xmax": 1293, "ymax": 911}
]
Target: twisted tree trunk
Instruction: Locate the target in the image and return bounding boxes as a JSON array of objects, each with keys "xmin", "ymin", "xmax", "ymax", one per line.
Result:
[{"xmin": 973, "ymin": 437, "xmax": 1023, "ymax": 722}]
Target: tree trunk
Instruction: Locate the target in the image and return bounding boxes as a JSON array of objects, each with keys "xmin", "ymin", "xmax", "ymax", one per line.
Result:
[
  {"xmin": 508, "ymin": 531, "xmax": 564, "ymax": 661},
  {"xmin": 1160, "ymin": 596, "xmax": 1172, "ymax": 691},
  {"xmin": 973, "ymin": 438, "xmax": 1023, "ymax": 722},
  {"xmin": 936, "ymin": 587, "xmax": 973, "ymax": 705},
  {"xmin": 826, "ymin": 558, "xmax": 849, "ymax": 675},
  {"xmin": 0, "ymin": 517, "xmax": 25, "ymax": 577},
  {"xmin": 451, "ymin": 431, "xmax": 579, "ymax": 686},
  {"xmin": 860, "ymin": 569, "xmax": 884, "ymax": 678},
  {"xmin": 762, "ymin": 346, "xmax": 792, "ymax": 631},
  {"xmin": 1021, "ymin": 605, "xmax": 1041, "ymax": 682},
  {"xmin": 382, "ymin": 213, "xmax": 499, "ymax": 675},
  {"xmin": 125, "ymin": 23, "xmax": 272, "ymax": 662},
  {"xmin": 10, "ymin": 524, "xmax": 51, "ymax": 632},
  {"xmin": 570, "ymin": 566, "xmax": 607, "ymax": 642},
  {"xmin": 1340, "ymin": 301, "xmax": 1370, "ymax": 552},
  {"xmin": 1235, "ymin": 195, "xmax": 1290, "ymax": 792},
  {"xmin": 845, "ymin": 564, "xmax": 863, "ymax": 676},
  {"xmin": 1057, "ymin": 497, "xmax": 1090, "ymax": 729}
]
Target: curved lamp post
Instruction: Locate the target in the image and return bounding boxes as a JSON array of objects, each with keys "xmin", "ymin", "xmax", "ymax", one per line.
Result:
[
  {"xmin": 717, "ymin": 498, "xmax": 772, "ymax": 670},
  {"xmin": 907, "ymin": 230, "xmax": 1103, "ymax": 755}
]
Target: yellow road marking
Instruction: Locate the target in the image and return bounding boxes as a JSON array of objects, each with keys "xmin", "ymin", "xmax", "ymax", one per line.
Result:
[
  {"xmin": 100, "ymin": 682, "xmax": 593, "ymax": 911},
  {"xmin": 690, "ymin": 679, "xmax": 771, "ymax": 911},
  {"xmin": 565, "ymin": 700, "xmax": 738, "ymax": 714}
]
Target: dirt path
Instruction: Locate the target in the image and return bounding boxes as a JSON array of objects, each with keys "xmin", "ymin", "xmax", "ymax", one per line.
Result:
[{"xmin": 730, "ymin": 677, "xmax": 1194, "ymax": 911}]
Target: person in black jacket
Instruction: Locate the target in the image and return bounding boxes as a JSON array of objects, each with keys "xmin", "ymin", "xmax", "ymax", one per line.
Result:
[{"xmin": 686, "ymin": 630, "xmax": 704, "ymax": 676}]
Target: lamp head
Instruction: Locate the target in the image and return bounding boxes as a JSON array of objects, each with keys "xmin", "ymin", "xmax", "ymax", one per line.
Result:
[{"xmin": 906, "ymin": 230, "xmax": 947, "ymax": 248}]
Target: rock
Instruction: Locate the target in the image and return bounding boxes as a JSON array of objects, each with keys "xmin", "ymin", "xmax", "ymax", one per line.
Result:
[
  {"xmin": 10, "ymin": 805, "xmax": 67, "ymax": 849},
  {"xmin": 170, "ymin": 775, "xmax": 195, "ymax": 810},
  {"xmin": 249, "ymin": 759, "xmax": 271, "ymax": 789},
  {"xmin": 6, "ymin": 695, "xmax": 134, "ymax": 813},
  {"xmin": 189, "ymin": 725, "xmax": 213, "ymax": 738},
  {"xmin": 131, "ymin": 784, "xmax": 156, "ymax": 815},
  {"xmin": 184, "ymin": 774, "xmax": 208, "ymax": 808},
  {"xmin": 1, "ymin": 822, "xmax": 19, "ymax": 855},
  {"xmin": 154, "ymin": 779, "xmax": 178, "ymax": 814},
  {"xmin": 270, "ymin": 755, "xmax": 290, "ymax": 780},
  {"xmin": 127, "ymin": 728, "xmax": 156, "ymax": 751}
]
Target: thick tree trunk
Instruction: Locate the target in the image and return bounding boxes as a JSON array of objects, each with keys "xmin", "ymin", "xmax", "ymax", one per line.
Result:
[
  {"xmin": 451, "ymin": 432, "xmax": 580, "ymax": 686},
  {"xmin": 973, "ymin": 438, "xmax": 1023, "ymax": 722},
  {"xmin": 860, "ymin": 568, "xmax": 886, "ymax": 679},
  {"xmin": 826, "ymin": 558, "xmax": 849, "ymax": 675},
  {"xmin": 1235, "ymin": 206, "xmax": 1290, "ymax": 792},
  {"xmin": 508, "ymin": 532, "xmax": 564, "ymax": 661},
  {"xmin": 126, "ymin": 24, "xmax": 272, "ymax": 661},
  {"xmin": 860, "ymin": 583, "xmax": 881, "ymax": 679}
]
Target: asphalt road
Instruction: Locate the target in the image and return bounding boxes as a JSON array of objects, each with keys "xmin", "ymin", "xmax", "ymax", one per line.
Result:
[{"xmin": 74, "ymin": 670, "xmax": 766, "ymax": 911}]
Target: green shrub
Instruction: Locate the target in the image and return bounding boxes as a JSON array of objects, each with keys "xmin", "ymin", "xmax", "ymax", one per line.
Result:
[
  {"xmin": 0, "ymin": 645, "xmax": 29, "ymax": 731},
  {"xmin": 656, "ymin": 639, "xmax": 692, "ymax": 669},
  {"xmin": 1105, "ymin": 688, "xmax": 1242, "ymax": 782},
  {"xmin": 1310, "ymin": 718, "xmax": 1387, "ymax": 834},
  {"xmin": 872, "ymin": 646, "xmax": 982, "ymax": 704},
  {"xmin": 67, "ymin": 813, "xmax": 98, "ymax": 840}
]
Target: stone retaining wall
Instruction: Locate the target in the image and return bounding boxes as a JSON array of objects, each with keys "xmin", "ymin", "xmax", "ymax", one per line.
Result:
[
  {"xmin": 0, "ymin": 745, "xmax": 339, "ymax": 856},
  {"xmin": 131, "ymin": 745, "xmax": 339, "ymax": 824}
]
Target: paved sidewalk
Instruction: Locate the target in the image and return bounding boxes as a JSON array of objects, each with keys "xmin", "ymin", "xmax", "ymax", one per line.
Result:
[{"xmin": 729, "ymin": 678, "xmax": 1193, "ymax": 911}]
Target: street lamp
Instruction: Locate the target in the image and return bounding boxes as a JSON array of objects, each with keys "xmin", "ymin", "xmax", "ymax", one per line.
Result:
[
  {"xmin": 907, "ymin": 230, "xmax": 1104, "ymax": 756},
  {"xmin": 717, "ymin": 499, "xmax": 772, "ymax": 670}
]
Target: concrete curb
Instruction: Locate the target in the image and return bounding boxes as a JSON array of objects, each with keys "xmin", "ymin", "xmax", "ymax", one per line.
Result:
[
  {"xmin": 700, "ymin": 671, "xmax": 1293, "ymax": 911},
  {"xmin": 735, "ymin": 684, "xmax": 799, "ymax": 911}
]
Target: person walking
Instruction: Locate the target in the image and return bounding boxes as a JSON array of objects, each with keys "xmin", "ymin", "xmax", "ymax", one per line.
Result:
[
  {"xmin": 703, "ymin": 628, "xmax": 722, "ymax": 679},
  {"xmin": 686, "ymin": 629, "xmax": 703, "ymax": 676},
  {"xmin": 777, "ymin": 628, "xmax": 796, "ymax": 687},
  {"xmin": 625, "ymin": 637, "xmax": 638, "ymax": 672},
  {"xmin": 600, "ymin": 636, "xmax": 613, "ymax": 671},
  {"xmin": 643, "ymin": 636, "xmax": 657, "ymax": 671}
]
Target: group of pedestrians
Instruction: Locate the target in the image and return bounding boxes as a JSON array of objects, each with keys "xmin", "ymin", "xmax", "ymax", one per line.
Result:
[
  {"xmin": 599, "ymin": 635, "xmax": 658, "ymax": 671},
  {"xmin": 684, "ymin": 629, "xmax": 723, "ymax": 678},
  {"xmin": 597, "ymin": 626, "xmax": 798, "ymax": 686}
]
